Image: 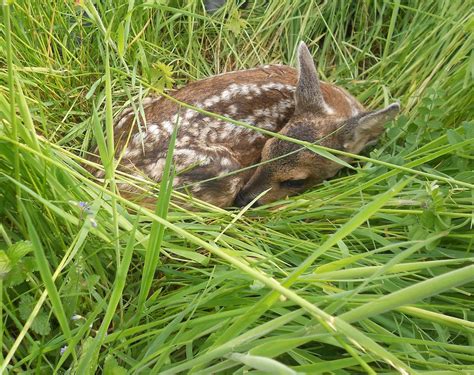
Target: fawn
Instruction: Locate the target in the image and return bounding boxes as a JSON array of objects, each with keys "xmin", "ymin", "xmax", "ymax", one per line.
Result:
[{"xmin": 90, "ymin": 42, "xmax": 399, "ymax": 208}]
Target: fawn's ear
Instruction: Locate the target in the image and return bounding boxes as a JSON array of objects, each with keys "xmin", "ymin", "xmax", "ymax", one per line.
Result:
[
  {"xmin": 343, "ymin": 102, "xmax": 400, "ymax": 153},
  {"xmin": 295, "ymin": 42, "xmax": 326, "ymax": 114}
]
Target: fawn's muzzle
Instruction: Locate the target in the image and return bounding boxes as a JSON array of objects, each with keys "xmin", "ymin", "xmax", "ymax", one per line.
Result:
[{"xmin": 234, "ymin": 191, "xmax": 260, "ymax": 208}]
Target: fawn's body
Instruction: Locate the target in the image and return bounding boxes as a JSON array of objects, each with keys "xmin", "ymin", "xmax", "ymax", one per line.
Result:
[{"xmin": 91, "ymin": 43, "xmax": 399, "ymax": 207}]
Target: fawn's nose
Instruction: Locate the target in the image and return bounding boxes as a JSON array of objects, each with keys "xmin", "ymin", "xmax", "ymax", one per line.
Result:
[{"xmin": 234, "ymin": 191, "xmax": 260, "ymax": 208}]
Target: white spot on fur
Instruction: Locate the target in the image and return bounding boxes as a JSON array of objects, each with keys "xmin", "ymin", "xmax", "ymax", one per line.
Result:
[
  {"xmin": 220, "ymin": 157, "xmax": 234, "ymax": 167},
  {"xmin": 147, "ymin": 123, "xmax": 161, "ymax": 137},
  {"xmin": 124, "ymin": 147, "xmax": 141, "ymax": 159},
  {"xmin": 172, "ymin": 177, "xmax": 181, "ymax": 187},
  {"xmin": 220, "ymin": 89, "xmax": 232, "ymax": 101},
  {"xmin": 192, "ymin": 184, "xmax": 202, "ymax": 193},
  {"xmin": 243, "ymin": 116, "xmax": 256, "ymax": 125},
  {"xmin": 209, "ymin": 131, "xmax": 218, "ymax": 142},
  {"xmin": 147, "ymin": 123, "xmax": 158, "ymax": 132},
  {"xmin": 174, "ymin": 150, "xmax": 211, "ymax": 170},
  {"xmin": 184, "ymin": 109, "xmax": 197, "ymax": 120},
  {"xmin": 141, "ymin": 97, "xmax": 159, "ymax": 106},
  {"xmin": 161, "ymin": 120, "xmax": 173, "ymax": 134},
  {"xmin": 253, "ymin": 100, "xmax": 292, "ymax": 126},
  {"xmin": 174, "ymin": 149, "xmax": 197, "ymax": 160},
  {"xmin": 248, "ymin": 84, "xmax": 261, "ymax": 95},
  {"xmin": 261, "ymin": 82, "xmax": 285, "ymax": 91},
  {"xmin": 203, "ymin": 95, "xmax": 220, "ymax": 107},
  {"xmin": 115, "ymin": 112, "xmax": 133, "ymax": 130},
  {"xmin": 240, "ymin": 85, "xmax": 250, "ymax": 95},
  {"xmin": 175, "ymin": 136, "xmax": 191, "ymax": 148},
  {"xmin": 117, "ymin": 106, "xmax": 134, "ymax": 119},
  {"xmin": 115, "ymin": 97, "xmax": 161, "ymax": 130},
  {"xmin": 133, "ymin": 132, "xmax": 146, "ymax": 144},
  {"xmin": 148, "ymin": 158, "xmax": 166, "ymax": 179},
  {"xmin": 200, "ymin": 127, "xmax": 212, "ymax": 140},
  {"xmin": 254, "ymin": 108, "xmax": 271, "ymax": 117},
  {"xmin": 186, "ymin": 126, "xmax": 200, "ymax": 137}
]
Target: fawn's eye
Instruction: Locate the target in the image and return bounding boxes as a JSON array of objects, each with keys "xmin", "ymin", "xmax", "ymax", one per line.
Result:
[{"xmin": 279, "ymin": 178, "xmax": 308, "ymax": 189}]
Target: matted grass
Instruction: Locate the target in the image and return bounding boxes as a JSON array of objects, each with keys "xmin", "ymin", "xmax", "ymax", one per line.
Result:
[{"xmin": 1, "ymin": 1, "xmax": 473, "ymax": 373}]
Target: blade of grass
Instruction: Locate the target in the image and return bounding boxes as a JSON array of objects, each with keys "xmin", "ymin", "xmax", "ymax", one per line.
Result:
[
  {"xmin": 2, "ymin": 1, "xmax": 21, "ymax": 217},
  {"xmin": 0, "ymin": 203, "xmax": 75, "ymax": 373},
  {"xmin": 76, "ymin": 215, "xmax": 139, "ymax": 374},
  {"xmin": 210, "ymin": 178, "xmax": 413, "ymax": 349},
  {"xmin": 136, "ymin": 112, "xmax": 179, "ymax": 313},
  {"xmin": 340, "ymin": 264, "xmax": 474, "ymax": 323}
]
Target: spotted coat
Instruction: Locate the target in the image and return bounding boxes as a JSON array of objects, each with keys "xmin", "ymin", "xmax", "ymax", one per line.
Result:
[{"xmin": 89, "ymin": 64, "xmax": 364, "ymax": 207}]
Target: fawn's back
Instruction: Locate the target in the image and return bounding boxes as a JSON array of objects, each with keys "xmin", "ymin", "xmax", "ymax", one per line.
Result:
[{"xmin": 90, "ymin": 43, "xmax": 399, "ymax": 208}]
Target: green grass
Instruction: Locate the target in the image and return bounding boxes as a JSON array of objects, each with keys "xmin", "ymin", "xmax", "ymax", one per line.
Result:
[{"xmin": 1, "ymin": 0, "xmax": 473, "ymax": 373}]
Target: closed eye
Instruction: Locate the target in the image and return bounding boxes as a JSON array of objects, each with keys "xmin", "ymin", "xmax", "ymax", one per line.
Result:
[{"xmin": 279, "ymin": 179, "xmax": 307, "ymax": 189}]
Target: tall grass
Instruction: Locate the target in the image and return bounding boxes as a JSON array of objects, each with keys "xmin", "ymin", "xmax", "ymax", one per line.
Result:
[{"xmin": 1, "ymin": 1, "xmax": 473, "ymax": 373}]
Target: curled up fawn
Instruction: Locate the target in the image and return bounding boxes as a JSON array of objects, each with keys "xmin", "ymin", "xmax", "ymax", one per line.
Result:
[{"xmin": 89, "ymin": 42, "xmax": 400, "ymax": 208}]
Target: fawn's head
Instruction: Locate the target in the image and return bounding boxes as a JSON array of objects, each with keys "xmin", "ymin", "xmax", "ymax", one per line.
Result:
[{"xmin": 235, "ymin": 42, "xmax": 400, "ymax": 207}]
